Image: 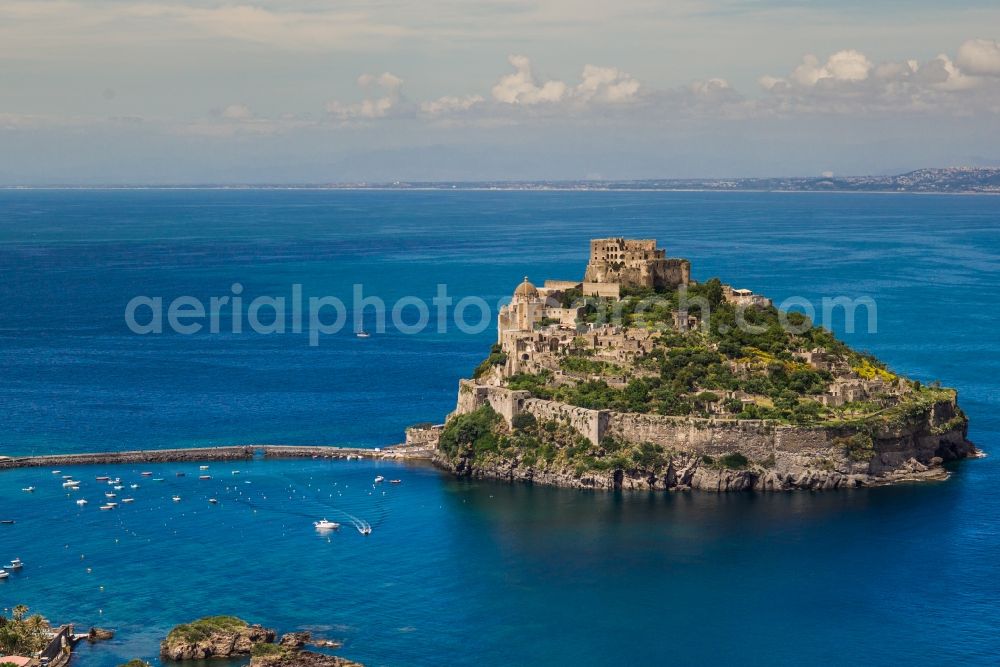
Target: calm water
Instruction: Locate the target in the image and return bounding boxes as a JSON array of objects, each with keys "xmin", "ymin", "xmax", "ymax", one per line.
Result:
[{"xmin": 0, "ymin": 191, "xmax": 998, "ymax": 665}]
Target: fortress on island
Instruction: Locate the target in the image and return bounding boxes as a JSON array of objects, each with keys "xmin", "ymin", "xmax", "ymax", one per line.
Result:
[{"xmin": 410, "ymin": 237, "xmax": 975, "ymax": 492}]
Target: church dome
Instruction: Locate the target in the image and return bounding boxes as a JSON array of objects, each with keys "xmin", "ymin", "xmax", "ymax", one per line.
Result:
[{"xmin": 513, "ymin": 276, "xmax": 539, "ymax": 299}]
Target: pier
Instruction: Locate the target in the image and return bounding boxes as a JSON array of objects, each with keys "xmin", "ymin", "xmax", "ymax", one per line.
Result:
[{"xmin": 0, "ymin": 443, "xmax": 436, "ymax": 471}]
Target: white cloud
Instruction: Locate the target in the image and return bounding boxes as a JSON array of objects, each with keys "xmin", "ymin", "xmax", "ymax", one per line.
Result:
[
  {"xmin": 221, "ymin": 104, "xmax": 253, "ymax": 120},
  {"xmin": 420, "ymin": 95, "xmax": 485, "ymax": 116},
  {"xmin": 575, "ymin": 65, "xmax": 640, "ymax": 103},
  {"xmin": 957, "ymin": 38, "xmax": 1000, "ymax": 76},
  {"xmin": 327, "ymin": 72, "xmax": 405, "ymax": 120},
  {"xmin": 491, "ymin": 55, "xmax": 568, "ymax": 105},
  {"xmin": 788, "ymin": 50, "xmax": 873, "ymax": 87}
]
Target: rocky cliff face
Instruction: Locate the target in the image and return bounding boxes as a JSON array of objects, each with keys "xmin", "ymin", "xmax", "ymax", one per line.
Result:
[
  {"xmin": 435, "ymin": 395, "xmax": 975, "ymax": 493},
  {"xmin": 160, "ymin": 619, "xmax": 276, "ymax": 660}
]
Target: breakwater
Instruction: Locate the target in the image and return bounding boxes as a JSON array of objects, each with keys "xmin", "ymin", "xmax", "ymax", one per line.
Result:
[{"xmin": 0, "ymin": 443, "xmax": 434, "ymax": 470}]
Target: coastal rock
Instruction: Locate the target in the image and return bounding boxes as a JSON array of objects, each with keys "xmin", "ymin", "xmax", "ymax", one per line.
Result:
[
  {"xmin": 279, "ymin": 632, "xmax": 311, "ymax": 649},
  {"xmin": 251, "ymin": 647, "xmax": 363, "ymax": 667},
  {"xmin": 88, "ymin": 627, "xmax": 115, "ymax": 642},
  {"xmin": 160, "ymin": 617, "xmax": 276, "ymax": 660}
]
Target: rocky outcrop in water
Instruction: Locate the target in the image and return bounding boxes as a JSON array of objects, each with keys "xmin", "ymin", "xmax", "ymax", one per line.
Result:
[{"xmin": 160, "ymin": 617, "xmax": 276, "ymax": 660}]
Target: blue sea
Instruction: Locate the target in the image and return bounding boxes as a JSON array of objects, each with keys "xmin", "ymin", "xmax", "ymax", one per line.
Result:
[{"xmin": 0, "ymin": 190, "xmax": 998, "ymax": 665}]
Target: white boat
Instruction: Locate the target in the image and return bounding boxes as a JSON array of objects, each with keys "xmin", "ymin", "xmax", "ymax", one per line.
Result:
[
  {"xmin": 374, "ymin": 476, "xmax": 385, "ymax": 484},
  {"xmin": 0, "ymin": 570, "xmax": 8, "ymax": 579},
  {"xmin": 172, "ymin": 496, "xmax": 181, "ymax": 502},
  {"xmin": 152, "ymin": 478, "xmax": 164, "ymax": 482},
  {"xmin": 359, "ymin": 526, "xmax": 372, "ymax": 535},
  {"xmin": 76, "ymin": 499, "xmax": 88, "ymax": 506},
  {"xmin": 121, "ymin": 498, "xmax": 134, "ymax": 504},
  {"xmin": 208, "ymin": 498, "xmax": 218, "ymax": 504},
  {"xmin": 61, "ymin": 474, "xmax": 72, "ymax": 479},
  {"xmin": 314, "ymin": 519, "xmax": 340, "ymax": 530},
  {"xmin": 7, "ymin": 558, "xmax": 22, "ymax": 569},
  {"xmin": 130, "ymin": 484, "xmax": 139, "ymax": 489},
  {"xmin": 231, "ymin": 470, "xmax": 240, "ymax": 475},
  {"xmin": 52, "ymin": 470, "xmax": 62, "ymax": 475},
  {"xmin": 140, "ymin": 472, "xmax": 153, "ymax": 476},
  {"xmin": 390, "ymin": 479, "xmax": 402, "ymax": 484},
  {"xmin": 21, "ymin": 487, "xmax": 35, "ymax": 493},
  {"xmin": 62, "ymin": 480, "xmax": 80, "ymax": 488},
  {"xmin": 113, "ymin": 485, "xmax": 124, "ymax": 490},
  {"xmin": 96, "ymin": 476, "xmax": 110, "ymax": 481},
  {"xmin": 199, "ymin": 475, "xmax": 211, "ymax": 480},
  {"xmin": 99, "ymin": 504, "xmax": 114, "ymax": 511},
  {"xmin": 356, "ymin": 330, "xmax": 371, "ymax": 338},
  {"xmin": 199, "ymin": 465, "xmax": 209, "ymax": 470},
  {"xmin": 105, "ymin": 492, "xmax": 116, "ymax": 499},
  {"xmin": 105, "ymin": 502, "xmax": 117, "ymax": 507}
]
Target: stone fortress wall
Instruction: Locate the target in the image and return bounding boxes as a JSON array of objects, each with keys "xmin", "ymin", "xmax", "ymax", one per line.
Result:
[{"xmin": 452, "ymin": 378, "xmax": 966, "ymax": 468}]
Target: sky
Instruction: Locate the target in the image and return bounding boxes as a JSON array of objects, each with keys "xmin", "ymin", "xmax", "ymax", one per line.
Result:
[{"xmin": 1, "ymin": 0, "xmax": 1000, "ymax": 184}]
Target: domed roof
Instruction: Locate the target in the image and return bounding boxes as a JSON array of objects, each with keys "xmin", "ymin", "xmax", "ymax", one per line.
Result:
[{"xmin": 513, "ymin": 276, "xmax": 539, "ymax": 298}]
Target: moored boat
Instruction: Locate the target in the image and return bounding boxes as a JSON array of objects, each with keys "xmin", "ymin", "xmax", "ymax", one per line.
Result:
[
  {"xmin": 140, "ymin": 472, "xmax": 153, "ymax": 476},
  {"xmin": 122, "ymin": 498, "xmax": 134, "ymax": 503},
  {"xmin": 0, "ymin": 570, "xmax": 8, "ymax": 579},
  {"xmin": 76, "ymin": 499, "xmax": 88, "ymax": 506},
  {"xmin": 21, "ymin": 487, "xmax": 35, "ymax": 493},
  {"xmin": 374, "ymin": 476, "xmax": 385, "ymax": 484},
  {"xmin": 314, "ymin": 519, "xmax": 340, "ymax": 530},
  {"xmin": 172, "ymin": 496, "xmax": 181, "ymax": 502}
]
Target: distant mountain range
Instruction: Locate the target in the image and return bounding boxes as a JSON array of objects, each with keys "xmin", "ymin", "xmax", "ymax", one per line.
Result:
[{"xmin": 6, "ymin": 167, "xmax": 1000, "ymax": 193}]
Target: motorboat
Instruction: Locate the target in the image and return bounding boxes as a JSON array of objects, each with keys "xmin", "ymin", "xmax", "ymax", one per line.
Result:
[
  {"xmin": 52, "ymin": 470, "xmax": 62, "ymax": 475},
  {"xmin": 76, "ymin": 499, "xmax": 88, "ymax": 506},
  {"xmin": 152, "ymin": 478, "xmax": 165, "ymax": 482},
  {"xmin": 62, "ymin": 480, "xmax": 80, "ymax": 488},
  {"xmin": 99, "ymin": 504, "xmax": 114, "ymax": 511},
  {"xmin": 208, "ymin": 498, "xmax": 218, "ymax": 504},
  {"xmin": 359, "ymin": 526, "xmax": 372, "ymax": 535},
  {"xmin": 96, "ymin": 476, "xmax": 110, "ymax": 481},
  {"xmin": 314, "ymin": 519, "xmax": 340, "ymax": 530},
  {"xmin": 61, "ymin": 475, "xmax": 72, "ymax": 479},
  {"xmin": 199, "ymin": 465, "xmax": 209, "ymax": 470},
  {"xmin": 0, "ymin": 520, "xmax": 15, "ymax": 525},
  {"xmin": 390, "ymin": 479, "xmax": 402, "ymax": 484},
  {"xmin": 21, "ymin": 487, "xmax": 35, "ymax": 493},
  {"xmin": 172, "ymin": 496, "xmax": 181, "ymax": 502},
  {"xmin": 7, "ymin": 558, "xmax": 22, "ymax": 570},
  {"xmin": 122, "ymin": 498, "xmax": 134, "ymax": 503},
  {"xmin": 140, "ymin": 472, "xmax": 153, "ymax": 476},
  {"xmin": 105, "ymin": 492, "xmax": 116, "ymax": 499},
  {"xmin": 0, "ymin": 570, "xmax": 8, "ymax": 579},
  {"xmin": 374, "ymin": 476, "xmax": 385, "ymax": 484},
  {"xmin": 199, "ymin": 475, "xmax": 211, "ymax": 480},
  {"xmin": 356, "ymin": 330, "xmax": 371, "ymax": 338},
  {"xmin": 231, "ymin": 470, "xmax": 241, "ymax": 475},
  {"xmin": 130, "ymin": 484, "xmax": 139, "ymax": 489}
]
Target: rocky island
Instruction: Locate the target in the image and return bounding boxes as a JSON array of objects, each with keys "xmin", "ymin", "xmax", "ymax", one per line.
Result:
[
  {"xmin": 160, "ymin": 617, "xmax": 361, "ymax": 666},
  {"xmin": 412, "ymin": 238, "xmax": 976, "ymax": 492}
]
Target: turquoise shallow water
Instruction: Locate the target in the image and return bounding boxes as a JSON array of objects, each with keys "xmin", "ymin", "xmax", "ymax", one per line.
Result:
[{"xmin": 0, "ymin": 190, "xmax": 999, "ymax": 665}]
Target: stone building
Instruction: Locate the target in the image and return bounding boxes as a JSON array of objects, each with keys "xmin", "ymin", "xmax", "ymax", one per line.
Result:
[{"xmin": 583, "ymin": 237, "xmax": 690, "ymax": 291}]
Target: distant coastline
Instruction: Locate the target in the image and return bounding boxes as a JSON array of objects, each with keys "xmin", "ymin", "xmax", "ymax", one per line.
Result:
[{"xmin": 2, "ymin": 167, "xmax": 999, "ymax": 194}]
